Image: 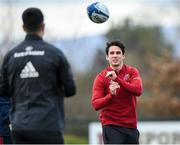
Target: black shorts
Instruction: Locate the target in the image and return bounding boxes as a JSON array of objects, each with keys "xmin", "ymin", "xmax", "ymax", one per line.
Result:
[
  {"xmin": 102, "ymin": 125, "xmax": 140, "ymax": 144},
  {"xmin": 12, "ymin": 130, "xmax": 64, "ymax": 144}
]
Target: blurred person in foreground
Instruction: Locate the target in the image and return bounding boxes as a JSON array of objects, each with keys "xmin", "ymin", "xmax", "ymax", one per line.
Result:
[
  {"xmin": 91, "ymin": 41, "xmax": 143, "ymax": 144},
  {"xmin": 0, "ymin": 95, "xmax": 12, "ymax": 144},
  {"xmin": 0, "ymin": 7, "xmax": 76, "ymax": 144}
]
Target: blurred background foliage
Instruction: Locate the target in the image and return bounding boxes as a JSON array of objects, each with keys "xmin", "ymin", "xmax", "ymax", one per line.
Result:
[{"xmin": 0, "ymin": 0, "xmax": 180, "ymax": 143}]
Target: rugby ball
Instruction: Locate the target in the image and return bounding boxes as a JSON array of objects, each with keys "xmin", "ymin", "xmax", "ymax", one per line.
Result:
[{"xmin": 87, "ymin": 2, "xmax": 109, "ymax": 24}]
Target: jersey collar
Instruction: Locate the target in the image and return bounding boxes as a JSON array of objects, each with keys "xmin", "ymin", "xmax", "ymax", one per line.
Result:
[{"xmin": 25, "ymin": 34, "xmax": 43, "ymax": 41}]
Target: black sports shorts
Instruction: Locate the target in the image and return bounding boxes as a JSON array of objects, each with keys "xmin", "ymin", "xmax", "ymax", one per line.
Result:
[
  {"xmin": 12, "ymin": 130, "xmax": 64, "ymax": 144},
  {"xmin": 102, "ymin": 124, "xmax": 140, "ymax": 144}
]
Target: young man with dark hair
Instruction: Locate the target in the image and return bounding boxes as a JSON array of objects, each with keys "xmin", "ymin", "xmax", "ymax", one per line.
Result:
[
  {"xmin": 0, "ymin": 7, "xmax": 76, "ymax": 144},
  {"xmin": 91, "ymin": 41, "xmax": 143, "ymax": 144}
]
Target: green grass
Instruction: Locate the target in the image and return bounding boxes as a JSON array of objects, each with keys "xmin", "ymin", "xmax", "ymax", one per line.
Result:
[{"xmin": 64, "ymin": 134, "xmax": 88, "ymax": 144}]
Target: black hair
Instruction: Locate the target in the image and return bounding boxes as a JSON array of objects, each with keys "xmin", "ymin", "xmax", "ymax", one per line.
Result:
[
  {"xmin": 105, "ymin": 41, "xmax": 125, "ymax": 55},
  {"xmin": 22, "ymin": 7, "xmax": 44, "ymax": 32}
]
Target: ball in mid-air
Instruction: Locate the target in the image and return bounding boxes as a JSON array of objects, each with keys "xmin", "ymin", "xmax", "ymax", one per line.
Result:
[{"xmin": 87, "ymin": 2, "xmax": 109, "ymax": 24}]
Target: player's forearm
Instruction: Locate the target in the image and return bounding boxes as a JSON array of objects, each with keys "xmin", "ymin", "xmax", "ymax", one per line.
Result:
[
  {"xmin": 116, "ymin": 78, "xmax": 143, "ymax": 96},
  {"xmin": 92, "ymin": 94, "xmax": 112, "ymax": 111}
]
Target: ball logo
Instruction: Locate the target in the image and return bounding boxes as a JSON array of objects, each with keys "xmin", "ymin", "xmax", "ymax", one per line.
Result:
[
  {"xmin": 91, "ymin": 12, "xmax": 107, "ymax": 23},
  {"xmin": 87, "ymin": 2, "xmax": 109, "ymax": 24}
]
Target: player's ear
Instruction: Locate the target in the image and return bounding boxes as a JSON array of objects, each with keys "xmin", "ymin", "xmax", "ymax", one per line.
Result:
[
  {"xmin": 122, "ymin": 54, "xmax": 125, "ymax": 60},
  {"xmin": 41, "ymin": 23, "xmax": 45, "ymax": 31},
  {"xmin": 22, "ymin": 25, "xmax": 27, "ymax": 32}
]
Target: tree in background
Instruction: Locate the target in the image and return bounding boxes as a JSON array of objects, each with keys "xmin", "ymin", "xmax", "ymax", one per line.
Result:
[
  {"xmin": 138, "ymin": 48, "xmax": 180, "ymax": 120},
  {"xmin": 106, "ymin": 19, "xmax": 165, "ymax": 73},
  {"xmin": 106, "ymin": 19, "xmax": 164, "ymax": 55}
]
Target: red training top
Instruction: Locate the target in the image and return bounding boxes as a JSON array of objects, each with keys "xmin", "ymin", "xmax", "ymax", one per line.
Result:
[{"xmin": 91, "ymin": 64, "xmax": 143, "ymax": 128}]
